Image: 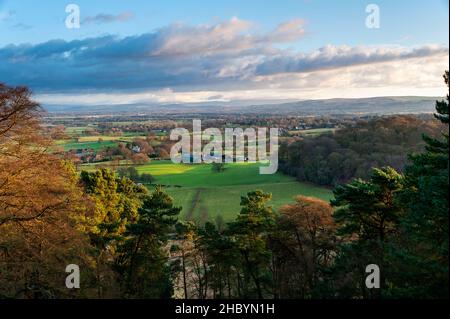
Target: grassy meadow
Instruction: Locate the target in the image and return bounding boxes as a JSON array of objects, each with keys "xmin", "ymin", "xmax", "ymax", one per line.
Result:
[{"xmin": 83, "ymin": 160, "xmax": 334, "ymax": 223}]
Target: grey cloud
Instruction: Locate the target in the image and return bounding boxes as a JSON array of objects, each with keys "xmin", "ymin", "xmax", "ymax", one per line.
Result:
[
  {"xmin": 255, "ymin": 45, "xmax": 449, "ymax": 75},
  {"xmin": 0, "ymin": 18, "xmax": 447, "ymax": 93},
  {"xmin": 83, "ymin": 11, "xmax": 134, "ymax": 25},
  {"xmin": 0, "ymin": 18, "xmax": 303, "ymax": 91},
  {"xmin": 208, "ymin": 94, "xmax": 225, "ymax": 100}
]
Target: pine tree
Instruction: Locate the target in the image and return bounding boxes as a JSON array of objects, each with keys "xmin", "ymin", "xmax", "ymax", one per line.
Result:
[
  {"xmin": 393, "ymin": 71, "xmax": 449, "ymax": 298},
  {"xmin": 434, "ymin": 71, "xmax": 449, "ymax": 124},
  {"xmin": 196, "ymin": 222, "xmax": 240, "ymax": 298},
  {"xmin": 79, "ymin": 169, "xmax": 147, "ymax": 297},
  {"xmin": 330, "ymin": 167, "xmax": 404, "ymax": 298},
  {"xmin": 117, "ymin": 186, "xmax": 181, "ymax": 298},
  {"xmin": 227, "ymin": 191, "xmax": 276, "ymax": 298}
]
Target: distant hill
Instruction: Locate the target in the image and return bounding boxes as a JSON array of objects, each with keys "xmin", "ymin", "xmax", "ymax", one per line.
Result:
[{"xmin": 44, "ymin": 96, "xmax": 443, "ymax": 116}]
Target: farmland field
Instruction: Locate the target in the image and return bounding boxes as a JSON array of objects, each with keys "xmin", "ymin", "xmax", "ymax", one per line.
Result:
[
  {"xmin": 288, "ymin": 128, "xmax": 337, "ymax": 136},
  {"xmin": 77, "ymin": 134, "xmax": 147, "ymax": 142},
  {"xmin": 55, "ymin": 134, "xmax": 149, "ymax": 151},
  {"xmin": 81, "ymin": 160, "xmax": 334, "ymax": 223},
  {"xmin": 83, "ymin": 161, "xmax": 332, "ymax": 223},
  {"xmin": 57, "ymin": 140, "xmax": 119, "ymax": 151}
]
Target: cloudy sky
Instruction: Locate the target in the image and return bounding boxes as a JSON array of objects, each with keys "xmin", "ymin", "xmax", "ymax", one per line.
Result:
[{"xmin": 0, "ymin": 0, "xmax": 449, "ymax": 107}]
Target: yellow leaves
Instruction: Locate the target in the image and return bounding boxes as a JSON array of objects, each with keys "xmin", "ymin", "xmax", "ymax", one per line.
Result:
[{"xmin": 0, "ymin": 84, "xmax": 96, "ymax": 297}]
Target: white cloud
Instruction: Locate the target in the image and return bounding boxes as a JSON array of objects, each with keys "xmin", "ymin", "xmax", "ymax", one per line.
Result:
[
  {"xmin": 36, "ymin": 55, "xmax": 449, "ymax": 107},
  {"xmin": 255, "ymin": 44, "xmax": 449, "ymax": 75},
  {"xmin": 1, "ymin": 17, "xmax": 448, "ymax": 104}
]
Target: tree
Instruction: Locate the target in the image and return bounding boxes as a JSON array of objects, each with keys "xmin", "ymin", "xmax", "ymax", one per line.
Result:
[
  {"xmin": 80, "ymin": 169, "xmax": 146, "ymax": 246},
  {"xmin": 434, "ymin": 71, "xmax": 449, "ymax": 124},
  {"xmin": 278, "ymin": 115, "xmax": 444, "ymax": 186},
  {"xmin": 196, "ymin": 222, "xmax": 240, "ymax": 299},
  {"xmin": 133, "ymin": 138, "xmax": 154, "ymax": 155},
  {"xmin": 116, "ymin": 186, "xmax": 181, "ymax": 298},
  {"xmin": 131, "ymin": 153, "xmax": 150, "ymax": 165},
  {"xmin": 157, "ymin": 148, "xmax": 170, "ymax": 159},
  {"xmin": 0, "ymin": 84, "xmax": 94, "ymax": 298},
  {"xmin": 392, "ymin": 71, "xmax": 449, "ymax": 298},
  {"xmin": 330, "ymin": 167, "xmax": 404, "ymax": 298},
  {"xmin": 118, "ymin": 143, "xmax": 133, "ymax": 163},
  {"xmin": 79, "ymin": 169, "xmax": 147, "ymax": 297},
  {"xmin": 276, "ymin": 196, "xmax": 336, "ymax": 298},
  {"xmin": 173, "ymin": 221, "xmax": 197, "ymax": 299},
  {"xmin": 227, "ymin": 191, "xmax": 276, "ymax": 298},
  {"xmin": 117, "ymin": 166, "xmax": 140, "ymax": 181},
  {"xmin": 139, "ymin": 173, "xmax": 155, "ymax": 184},
  {"xmin": 212, "ymin": 162, "xmax": 226, "ymax": 173},
  {"xmin": 50, "ymin": 125, "xmax": 69, "ymax": 140}
]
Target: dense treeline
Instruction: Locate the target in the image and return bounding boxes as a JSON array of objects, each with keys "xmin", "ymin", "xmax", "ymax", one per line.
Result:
[
  {"xmin": 279, "ymin": 114, "xmax": 447, "ymax": 186},
  {"xmin": 170, "ymin": 193, "xmax": 337, "ymax": 298},
  {"xmin": 0, "ymin": 84, "xmax": 92, "ymax": 298},
  {"xmin": 0, "ymin": 72, "xmax": 448, "ymax": 299}
]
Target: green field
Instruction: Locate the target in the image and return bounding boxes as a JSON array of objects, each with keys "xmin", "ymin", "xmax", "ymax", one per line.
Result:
[
  {"xmin": 81, "ymin": 160, "xmax": 334, "ymax": 223},
  {"xmin": 289, "ymin": 128, "xmax": 336, "ymax": 136},
  {"xmin": 129, "ymin": 161, "xmax": 334, "ymax": 223},
  {"xmin": 58, "ymin": 140, "xmax": 119, "ymax": 151},
  {"xmin": 77, "ymin": 134, "xmax": 147, "ymax": 142},
  {"xmin": 56, "ymin": 134, "xmax": 148, "ymax": 151},
  {"xmin": 65, "ymin": 126, "xmax": 88, "ymax": 136}
]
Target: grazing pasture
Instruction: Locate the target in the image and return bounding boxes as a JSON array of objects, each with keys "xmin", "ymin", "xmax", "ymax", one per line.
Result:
[{"xmin": 133, "ymin": 161, "xmax": 334, "ymax": 223}]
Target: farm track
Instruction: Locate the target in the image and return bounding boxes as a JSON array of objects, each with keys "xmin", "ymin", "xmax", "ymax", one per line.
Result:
[{"xmin": 186, "ymin": 189, "xmax": 203, "ymax": 221}]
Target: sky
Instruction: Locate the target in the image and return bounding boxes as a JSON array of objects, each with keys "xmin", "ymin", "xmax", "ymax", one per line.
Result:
[{"xmin": 0, "ymin": 0, "xmax": 449, "ymax": 107}]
